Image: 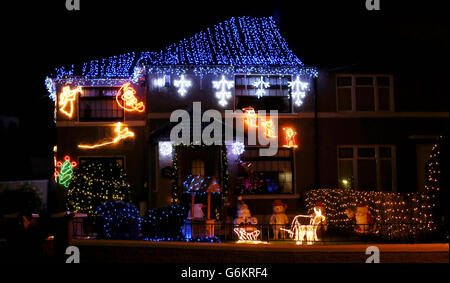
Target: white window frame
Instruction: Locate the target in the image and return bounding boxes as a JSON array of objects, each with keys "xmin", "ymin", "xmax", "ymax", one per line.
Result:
[
  {"xmin": 336, "ymin": 74, "xmax": 394, "ymax": 112},
  {"xmin": 337, "ymin": 145, "xmax": 397, "ymax": 192}
]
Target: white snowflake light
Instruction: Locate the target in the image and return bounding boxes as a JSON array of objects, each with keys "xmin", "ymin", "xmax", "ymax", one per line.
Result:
[
  {"xmin": 174, "ymin": 74, "xmax": 192, "ymax": 96},
  {"xmin": 288, "ymin": 76, "xmax": 309, "ymax": 106},
  {"xmin": 232, "ymin": 141, "xmax": 245, "ymax": 156},
  {"xmin": 252, "ymin": 76, "xmax": 270, "ymax": 99},
  {"xmin": 153, "ymin": 77, "xmax": 165, "ymax": 88},
  {"xmin": 212, "ymin": 75, "xmax": 234, "ymax": 106},
  {"xmin": 159, "ymin": 141, "xmax": 173, "ymax": 157}
]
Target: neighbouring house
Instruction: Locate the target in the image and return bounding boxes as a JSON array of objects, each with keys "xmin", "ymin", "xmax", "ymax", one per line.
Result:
[{"xmin": 46, "ymin": 16, "xmax": 448, "ymax": 224}]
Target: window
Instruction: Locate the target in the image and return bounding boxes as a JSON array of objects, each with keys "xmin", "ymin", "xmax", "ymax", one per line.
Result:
[
  {"xmin": 79, "ymin": 87, "xmax": 123, "ymax": 121},
  {"xmin": 238, "ymin": 148, "xmax": 294, "ymax": 194},
  {"xmin": 338, "ymin": 145, "xmax": 395, "ymax": 191},
  {"xmin": 235, "ymin": 75, "xmax": 292, "ymax": 113},
  {"xmin": 191, "ymin": 159, "xmax": 205, "ymax": 176},
  {"xmin": 336, "ymin": 75, "xmax": 393, "ymax": 112}
]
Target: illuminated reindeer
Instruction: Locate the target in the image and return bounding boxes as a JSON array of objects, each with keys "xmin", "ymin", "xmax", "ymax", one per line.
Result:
[{"xmin": 281, "ymin": 208, "xmax": 326, "ymax": 245}]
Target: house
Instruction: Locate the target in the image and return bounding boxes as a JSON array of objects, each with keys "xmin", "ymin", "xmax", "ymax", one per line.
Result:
[{"xmin": 46, "ymin": 16, "xmax": 448, "ymax": 223}]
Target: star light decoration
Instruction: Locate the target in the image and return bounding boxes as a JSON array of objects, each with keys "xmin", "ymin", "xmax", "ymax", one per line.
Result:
[
  {"xmin": 159, "ymin": 141, "xmax": 173, "ymax": 157},
  {"xmin": 252, "ymin": 76, "xmax": 270, "ymax": 98},
  {"xmin": 212, "ymin": 75, "xmax": 234, "ymax": 106},
  {"xmin": 174, "ymin": 75, "xmax": 192, "ymax": 96},
  {"xmin": 288, "ymin": 76, "xmax": 310, "ymax": 106},
  {"xmin": 231, "ymin": 141, "xmax": 245, "ymax": 156}
]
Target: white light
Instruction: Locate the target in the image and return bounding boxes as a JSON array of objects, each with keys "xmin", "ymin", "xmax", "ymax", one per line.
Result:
[
  {"xmin": 252, "ymin": 76, "xmax": 270, "ymax": 99},
  {"xmin": 153, "ymin": 77, "xmax": 165, "ymax": 88},
  {"xmin": 212, "ymin": 75, "xmax": 234, "ymax": 106},
  {"xmin": 174, "ymin": 75, "xmax": 192, "ymax": 96},
  {"xmin": 288, "ymin": 76, "xmax": 309, "ymax": 106},
  {"xmin": 232, "ymin": 141, "xmax": 245, "ymax": 156},
  {"xmin": 159, "ymin": 141, "xmax": 173, "ymax": 157}
]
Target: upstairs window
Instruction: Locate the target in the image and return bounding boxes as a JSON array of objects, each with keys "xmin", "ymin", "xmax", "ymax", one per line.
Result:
[
  {"xmin": 336, "ymin": 75, "xmax": 393, "ymax": 112},
  {"xmin": 79, "ymin": 87, "xmax": 123, "ymax": 122},
  {"xmin": 234, "ymin": 75, "xmax": 291, "ymax": 113}
]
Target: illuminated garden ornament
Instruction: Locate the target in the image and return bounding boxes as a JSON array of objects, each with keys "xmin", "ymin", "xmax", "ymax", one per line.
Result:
[
  {"xmin": 283, "ymin": 127, "xmax": 298, "ymax": 148},
  {"xmin": 282, "ymin": 207, "xmax": 326, "ymax": 245},
  {"xmin": 288, "ymin": 76, "xmax": 309, "ymax": 106},
  {"xmin": 55, "ymin": 155, "xmax": 77, "ymax": 188},
  {"xmin": 234, "ymin": 228, "xmax": 261, "ymax": 242},
  {"xmin": 59, "ymin": 86, "xmax": 82, "ymax": 118},
  {"xmin": 252, "ymin": 76, "xmax": 270, "ymax": 99},
  {"xmin": 78, "ymin": 122, "xmax": 134, "ymax": 149},
  {"xmin": 159, "ymin": 141, "xmax": 173, "ymax": 157},
  {"xmin": 174, "ymin": 74, "xmax": 192, "ymax": 96},
  {"xmin": 116, "ymin": 83, "xmax": 145, "ymax": 112},
  {"xmin": 231, "ymin": 141, "xmax": 245, "ymax": 156},
  {"xmin": 212, "ymin": 75, "xmax": 234, "ymax": 106}
]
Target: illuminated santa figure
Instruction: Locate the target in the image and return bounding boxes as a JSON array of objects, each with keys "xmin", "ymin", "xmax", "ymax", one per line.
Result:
[{"xmin": 345, "ymin": 203, "xmax": 375, "ymax": 235}]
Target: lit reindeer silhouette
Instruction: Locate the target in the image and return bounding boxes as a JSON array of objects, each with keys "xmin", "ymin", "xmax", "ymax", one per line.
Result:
[{"xmin": 282, "ymin": 208, "xmax": 326, "ymax": 245}]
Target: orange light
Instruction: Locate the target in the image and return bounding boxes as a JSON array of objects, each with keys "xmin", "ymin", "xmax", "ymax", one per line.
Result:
[
  {"xmin": 242, "ymin": 106, "xmax": 259, "ymax": 127},
  {"xmin": 282, "ymin": 127, "xmax": 298, "ymax": 148},
  {"xmin": 260, "ymin": 118, "xmax": 277, "ymax": 138},
  {"xmin": 116, "ymin": 83, "xmax": 145, "ymax": 112},
  {"xmin": 78, "ymin": 122, "xmax": 135, "ymax": 149},
  {"xmin": 59, "ymin": 86, "xmax": 82, "ymax": 118},
  {"xmin": 281, "ymin": 208, "xmax": 325, "ymax": 245}
]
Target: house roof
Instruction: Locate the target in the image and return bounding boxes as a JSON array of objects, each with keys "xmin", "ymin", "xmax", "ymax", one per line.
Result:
[{"xmin": 51, "ymin": 16, "xmax": 316, "ymax": 79}]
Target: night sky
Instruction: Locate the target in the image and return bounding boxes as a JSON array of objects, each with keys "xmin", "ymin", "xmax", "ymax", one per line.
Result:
[{"xmin": 1, "ymin": 0, "xmax": 448, "ymax": 179}]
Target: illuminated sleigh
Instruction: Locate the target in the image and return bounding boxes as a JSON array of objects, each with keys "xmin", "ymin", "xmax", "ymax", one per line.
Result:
[{"xmin": 281, "ymin": 208, "xmax": 325, "ymax": 245}]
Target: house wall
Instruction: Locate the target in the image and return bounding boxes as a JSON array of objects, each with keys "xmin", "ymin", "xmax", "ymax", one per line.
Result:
[{"xmin": 54, "ymin": 68, "xmax": 448, "ymax": 219}]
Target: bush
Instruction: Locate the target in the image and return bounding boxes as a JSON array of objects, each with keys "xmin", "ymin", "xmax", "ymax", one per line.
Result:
[
  {"xmin": 0, "ymin": 183, "xmax": 42, "ymax": 216},
  {"xmin": 142, "ymin": 205, "xmax": 188, "ymax": 241},
  {"xmin": 66, "ymin": 160, "xmax": 132, "ymax": 216},
  {"xmin": 95, "ymin": 201, "xmax": 141, "ymax": 240}
]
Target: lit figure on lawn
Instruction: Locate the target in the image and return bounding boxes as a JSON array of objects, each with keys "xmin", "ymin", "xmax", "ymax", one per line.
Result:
[{"xmin": 282, "ymin": 207, "xmax": 326, "ymax": 245}]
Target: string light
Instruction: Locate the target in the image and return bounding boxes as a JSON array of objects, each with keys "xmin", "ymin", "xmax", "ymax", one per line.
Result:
[
  {"xmin": 281, "ymin": 208, "xmax": 325, "ymax": 245},
  {"xmin": 66, "ymin": 160, "xmax": 132, "ymax": 216},
  {"xmin": 231, "ymin": 141, "xmax": 245, "ymax": 156},
  {"xmin": 55, "ymin": 155, "xmax": 77, "ymax": 188},
  {"xmin": 159, "ymin": 141, "xmax": 173, "ymax": 157},
  {"xmin": 212, "ymin": 75, "xmax": 234, "ymax": 106},
  {"xmin": 283, "ymin": 127, "xmax": 298, "ymax": 148},
  {"xmin": 234, "ymin": 227, "xmax": 261, "ymax": 242},
  {"xmin": 78, "ymin": 122, "xmax": 134, "ymax": 149},
  {"xmin": 173, "ymin": 74, "xmax": 192, "ymax": 96},
  {"xmin": 243, "ymin": 106, "xmax": 259, "ymax": 127},
  {"xmin": 59, "ymin": 86, "xmax": 82, "ymax": 118},
  {"xmin": 288, "ymin": 76, "xmax": 309, "ymax": 107},
  {"xmin": 260, "ymin": 118, "xmax": 276, "ymax": 138},
  {"xmin": 252, "ymin": 76, "xmax": 270, "ymax": 98},
  {"xmin": 116, "ymin": 83, "xmax": 145, "ymax": 112},
  {"xmin": 47, "ymin": 17, "xmax": 318, "ymax": 100}
]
